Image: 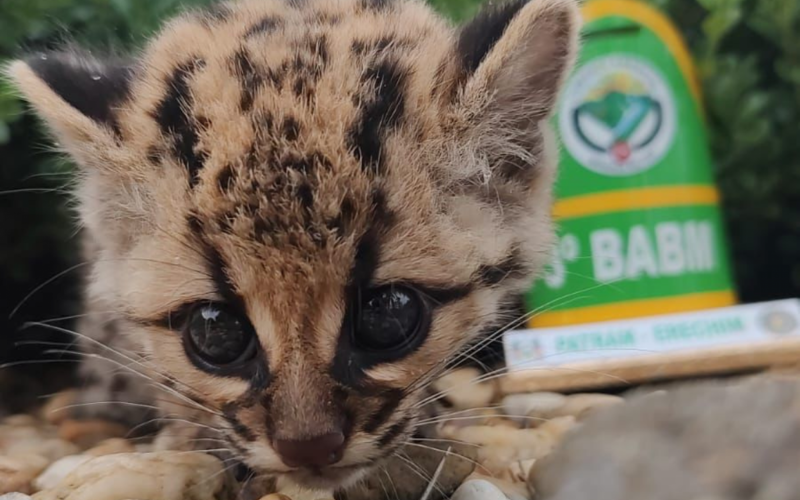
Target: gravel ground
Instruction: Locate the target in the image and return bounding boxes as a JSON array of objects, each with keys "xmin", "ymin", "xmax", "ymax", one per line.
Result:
[{"xmin": 1, "ymin": 368, "xmax": 797, "ymax": 500}]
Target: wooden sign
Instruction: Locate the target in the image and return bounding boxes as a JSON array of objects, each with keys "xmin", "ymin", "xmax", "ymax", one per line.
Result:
[{"xmin": 502, "ymin": 299, "xmax": 800, "ymax": 393}]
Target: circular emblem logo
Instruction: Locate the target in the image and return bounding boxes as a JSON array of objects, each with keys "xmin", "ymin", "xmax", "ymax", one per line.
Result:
[
  {"xmin": 759, "ymin": 309, "xmax": 799, "ymax": 336},
  {"xmin": 559, "ymin": 56, "xmax": 676, "ymax": 176}
]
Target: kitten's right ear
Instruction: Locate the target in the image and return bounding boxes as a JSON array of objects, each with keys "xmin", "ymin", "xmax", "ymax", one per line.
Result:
[
  {"xmin": 4, "ymin": 50, "xmax": 134, "ymax": 148},
  {"xmin": 456, "ymin": 0, "xmax": 581, "ymax": 126}
]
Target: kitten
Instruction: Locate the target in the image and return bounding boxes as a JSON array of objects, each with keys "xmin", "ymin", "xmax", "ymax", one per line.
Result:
[{"xmin": 6, "ymin": 0, "xmax": 579, "ymax": 494}]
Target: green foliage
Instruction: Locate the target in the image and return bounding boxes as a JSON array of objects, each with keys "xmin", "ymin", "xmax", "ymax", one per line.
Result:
[
  {"xmin": 427, "ymin": 0, "xmax": 486, "ymax": 21},
  {"xmin": 0, "ymin": 0, "xmax": 215, "ymax": 144},
  {"xmin": 646, "ymin": 0, "xmax": 800, "ymax": 301},
  {"xmin": 0, "ymin": 0, "xmax": 213, "ymax": 371}
]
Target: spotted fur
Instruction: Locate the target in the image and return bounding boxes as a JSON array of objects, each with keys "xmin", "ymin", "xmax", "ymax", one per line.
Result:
[{"xmin": 6, "ymin": 0, "xmax": 580, "ymax": 494}]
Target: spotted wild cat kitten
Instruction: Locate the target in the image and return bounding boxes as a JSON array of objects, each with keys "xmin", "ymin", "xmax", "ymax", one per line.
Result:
[{"xmin": 6, "ymin": 0, "xmax": 579, "ymax": 493}]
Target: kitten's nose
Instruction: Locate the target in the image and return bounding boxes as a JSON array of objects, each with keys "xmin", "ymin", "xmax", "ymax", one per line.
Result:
[{"xmin": 274, "ymin": 432, "xmax": 346, "ymax": 468}]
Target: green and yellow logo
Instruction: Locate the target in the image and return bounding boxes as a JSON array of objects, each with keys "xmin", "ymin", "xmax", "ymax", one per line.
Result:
[{"xmin": 559, "ymin": 55, "xmax": 676, "ymax": 176}]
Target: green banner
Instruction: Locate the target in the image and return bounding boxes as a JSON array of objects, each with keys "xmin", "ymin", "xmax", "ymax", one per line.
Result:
[{"xmin": 526, "ymin": 0, "xmax": 736, "ymax": 327}]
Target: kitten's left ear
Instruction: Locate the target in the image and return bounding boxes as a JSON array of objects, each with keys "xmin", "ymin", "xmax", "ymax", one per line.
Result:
[
  {"xmin": 4, "ymin": 49, "xmax": 134, "ymax": 149},
  {"xmin": 457, "ymin": 0, "xmax": 581, "ymax": 125}
]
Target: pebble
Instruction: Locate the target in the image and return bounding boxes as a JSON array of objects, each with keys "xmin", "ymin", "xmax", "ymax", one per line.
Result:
[
  {"xmin": 39, "ymin": 392, "xmax": 76, "ymax": 426},
  {"xmin": 557, "ymin": 394, "xmax": 624, "ymax": 421},
  {"xmin": 5, "ymin": 440, "xmax": 80, "ymax": 465},
  {"xmin": 442, "ymin": 415, "xmax": 576, "ymax": 479},
  {"xmin": 0, "ymin": 426, "xmax": 52, "ymax": 453},
  {"xmin": 275, "ymin": 480, "xmax": 334, "ymax": 500},
  {"xmin": 31, "ymin": 452, "xmax": 236, "ymax": 500},
  {"xmin": 504, "ymin": 459, "xmax": 536, "ymax": 483},
  {"xmin": 152, "ymin": 422, "xmax": 204, "ymax": 452},
  {"xmin": 134, "ymin": 443, "xmax": 155, "ymax": 453},
  {"xmin": 0, "ymin": 427, "xmax": 36, "ymax": 453},
  {"xmin": 442, "ymin": 416, "xmax": 574, "ymax": 453},
  {"xmin": 84, "ymin": 438, "xmax": 135, "ymax": 457},
  {"xmin": 432, "ymin": 368, "xmax": 497, "ymax": 410},
  {"xmin": 0, "ymin": 455, "xmax": 49, "ymax": 495},
  {"xmin": 526, "ymin": 458, "xmax": 539, "ymax": 498},
  {"xmin": 2, "ymin": 416, "xmax": 41, "ymax": 429},
  {"xmin": 33, "ymin": 455, "xmax": 92, "ymax": 491},
  {"xmin": 482, "ymin": 416, "xmax": 519, "ymax": 429},
  {"xmin": 503, "ymin": 393, "xmax": 567, "ymax": 425},
  {"xmin": 436, "ymin": 408, "xmax": 500, "ymax": 429},
  {"xmin": 0, "ymin": 381, "xmax": 628, "ymax": 500},
  {"xmin": 451, "ymin": 479, "xmax": 509, "ymax": 500},
  {"xmin": 538, "ymin": 416, "xmax": 577, "ymax": 438},
  {"xmin": 465, "ymin": 474, "xmax": 529, "ymax": 500},
  {"xmin": 57, "ymin": 419, "xmax": 128, "ymax": 449}
]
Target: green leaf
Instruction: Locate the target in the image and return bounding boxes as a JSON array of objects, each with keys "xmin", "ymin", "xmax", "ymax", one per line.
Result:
[
  {"xmin": 0, "ymin": 121, "xmax": 9, "ymax": 144},
  {"xmin": 0, "ymin": 80, "xmax": 23, "ymax": 124},
  {"xmin": 701, "ymin": 6, "xmax": 742, "ymax": 47}
]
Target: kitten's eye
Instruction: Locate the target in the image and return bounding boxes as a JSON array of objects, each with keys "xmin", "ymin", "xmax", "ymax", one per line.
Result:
[
  {"xmin": 353, "ymin": 285, "xmax": 427, "ymax": 351},
  {"xmin": 184, "ymin": 303, "xmax": 256, "ymax": 366}
]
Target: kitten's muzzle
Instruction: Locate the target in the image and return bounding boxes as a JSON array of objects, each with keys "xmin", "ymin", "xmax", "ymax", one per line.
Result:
[{"xmin": 273, "ymin": 431, "xmax": 346, "ymax": 469}]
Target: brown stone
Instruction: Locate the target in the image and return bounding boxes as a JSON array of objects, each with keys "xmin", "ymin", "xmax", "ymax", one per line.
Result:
[
  {"xmin": 84, "ymin": 438, "xmax": 135, "ymax": 457},
  {"xmin": 0, "ymin": 455, "xmax": 48, "ymax": 495},
  {"xmin": 57, "ymin": 420, "xmax": 128, "ymax": 449},
  {"xmin": 39, "ymin": 391, "xmax": 77, "ymax": 426},
  {"xmin": 555, "ymin": 394, "xmax": 624, "ymax": 420}
]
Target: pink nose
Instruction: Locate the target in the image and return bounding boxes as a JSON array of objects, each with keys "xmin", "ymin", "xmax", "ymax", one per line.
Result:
[{"xmin": 274, "ymin": 432, "xmax": 346, "ymax": 468}]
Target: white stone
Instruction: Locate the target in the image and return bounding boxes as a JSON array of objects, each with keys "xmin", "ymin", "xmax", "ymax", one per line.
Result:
[
  {"xmin": 2, "ymin": 416, "xmax": 41, "ymax": 428},
  {"xmin": 441, "ymin": 417, "xmax": 576, "ymax": 478},
  {"xmin": 451, "ymin": 479, "xmax": 509, "ymax": 500},
  {"xmin": 0, "ymin": 427, "xmax": 48, "ymax": 452},
  {"xmin": 432, "ymin": 368, "xmax": 497, "ymax": 410},
  {"xmin": 3, "ymin": 438, "xmax": 80, "ymax": 463},
  {"xmin": 0, "ymin": 493, "xmax": 34, "ymax": 500},
  {"xmin": 558, "ymin": 394, "xmax": 624, "ymax": 420},
  {"xmin": 275, "ymin": 477, "xmax": 335, "ymax": 500},
  {"xmin": 33, "ymin": 455, "xmax": 92, "ymax": 491},
  {"xmin": 502, "ymin": 393, "xmax": 566, "ymax": 425},
  {"xmin": 505, "ymin": 459, "xmax": 536, "ymax": 483},
  {"xmin": 32, "ymin": 452, "xmax": 235, "ymax": 500},
  {"xmin": 0, "ymin": 456, "xmax": 49, "ymax": 475},
  {"xmin": 441, "ymin": 425, "xmax": 560, "ymax": 454},
  {"xmin": 84, "ymin": 438, "xmax": 135, "ymax": 457},
  {"xmin": 463, "ymin": 473, "xmax": 530, "ymax": 500}
]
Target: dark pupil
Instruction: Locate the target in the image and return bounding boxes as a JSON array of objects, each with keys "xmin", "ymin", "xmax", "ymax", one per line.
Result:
[
  {"xmin": 188, "ymin": 305, "xmax": 249, "ymax": 364},
  {"xmin": 357, "ymin": 287, "xmax": 421, "ymax": 350}
]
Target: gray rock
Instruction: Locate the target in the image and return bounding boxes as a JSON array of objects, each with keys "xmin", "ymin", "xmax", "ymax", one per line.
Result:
[{"xmin": 532, "ymin": 377, "xmax": 800, "ymax": 500}]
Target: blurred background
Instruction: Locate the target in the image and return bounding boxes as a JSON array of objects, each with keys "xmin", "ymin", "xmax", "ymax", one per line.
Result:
[{"xmin": 0, "ymin": 0, "xmax": 798, "ymax": 410}]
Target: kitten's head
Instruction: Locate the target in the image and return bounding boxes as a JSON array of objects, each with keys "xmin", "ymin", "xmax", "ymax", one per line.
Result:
[{"xmin": 7, "ymin": 0, "xmax": 579, "ymax": 490}]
